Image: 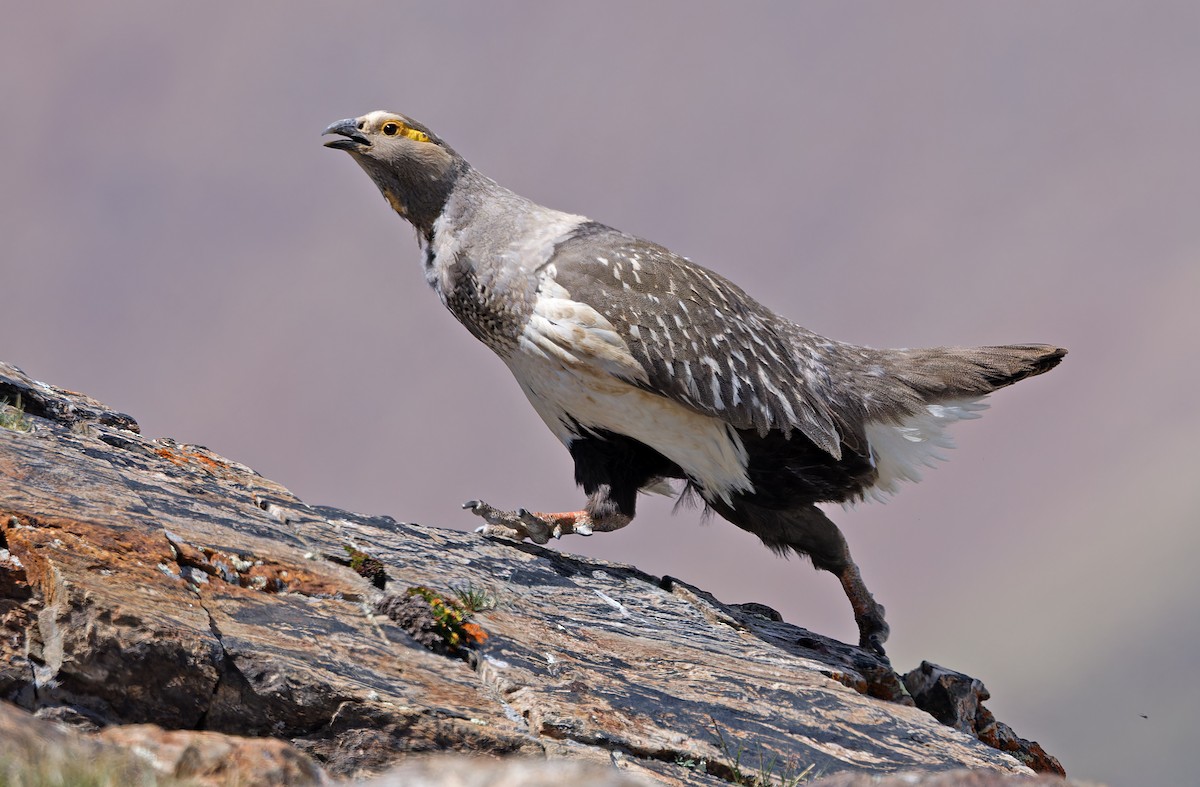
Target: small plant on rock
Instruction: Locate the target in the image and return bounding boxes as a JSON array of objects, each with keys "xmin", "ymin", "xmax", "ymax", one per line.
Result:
[
  {"xmin": 451, "ymin": 581, "xmax": 498, "ymax": 612},
  {"xmin": 375, "ymin": 585, "xmax": 489, "ymax": 658},
  {"xmin": 343, "ymin": 545, "xmax": 388, "ymax": 589},
  {"xmin": 0, "ymin": 395, "xmax": 33, "ymax": 433},
  {"xmin": 710, "ymin": 716, "xmax": 816, "ymax": 786}
]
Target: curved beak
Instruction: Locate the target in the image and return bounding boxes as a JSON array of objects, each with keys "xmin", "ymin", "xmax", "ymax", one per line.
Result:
[{"xmin": 323, "ymin": 118, "xmax": 369, "ymax": 151}]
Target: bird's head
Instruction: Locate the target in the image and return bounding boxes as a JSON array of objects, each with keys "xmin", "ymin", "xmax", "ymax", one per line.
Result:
[{"xmin": 323, "ymin": 111, "xmax": 465, "ymax": 238}]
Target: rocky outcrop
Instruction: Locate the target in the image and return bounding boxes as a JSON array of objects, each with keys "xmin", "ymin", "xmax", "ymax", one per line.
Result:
[
  {"xmin": 0, "ymin": 361, "xmax": 1066, "ymax": 785},
  {"xmin": 903, "ymin": 662, "xmax": 1063, "ymax": 775}
]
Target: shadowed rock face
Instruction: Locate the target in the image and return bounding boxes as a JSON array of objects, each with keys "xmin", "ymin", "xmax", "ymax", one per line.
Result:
[{"xmin": 0, "ymin": 361, "xmax": 1063, "ymax": 785}]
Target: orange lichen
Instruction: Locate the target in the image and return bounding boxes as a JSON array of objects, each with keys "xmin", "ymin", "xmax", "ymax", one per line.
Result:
[
  {"xmin": 156, "ymin": 447, "xmax": 189, "ymax": 466},
  {"xmin": 460, "ymin": 622, "xmax": 489, "ymax": 645},
  {"xmin": 154, "ymin": 445, "xmax": 231, "ymax": 474}
]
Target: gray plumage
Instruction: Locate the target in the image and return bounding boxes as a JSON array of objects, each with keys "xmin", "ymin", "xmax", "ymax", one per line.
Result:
[{"xmin": 324, "ymin": 111, "xmax": 1066, "ymax": 658}]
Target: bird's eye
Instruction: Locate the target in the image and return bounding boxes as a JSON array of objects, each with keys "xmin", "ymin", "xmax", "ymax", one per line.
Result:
[{"xmin": 379, "ymin": 120, "xmax": 431, "ymax": 143}]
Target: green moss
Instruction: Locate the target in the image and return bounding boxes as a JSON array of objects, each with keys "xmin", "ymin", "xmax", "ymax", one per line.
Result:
[{"xmin": 343, "ymin": 545, "xmax": 387, "ymax": 588}]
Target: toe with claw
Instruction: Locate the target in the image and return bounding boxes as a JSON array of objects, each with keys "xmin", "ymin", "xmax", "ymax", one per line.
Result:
[{"xmin": 464, "ymin": 500, "xmax": 554, "ymax": 544}]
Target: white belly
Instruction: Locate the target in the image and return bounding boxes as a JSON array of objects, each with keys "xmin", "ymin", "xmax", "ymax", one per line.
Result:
[{"xmin": 504, "ymin": 348, "xmax": 752, "ymax": 504}]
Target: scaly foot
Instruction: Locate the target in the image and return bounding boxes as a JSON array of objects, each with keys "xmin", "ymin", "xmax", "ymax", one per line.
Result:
[
  {"xmin": 837, "ymin": 560, "xmax": 891, "ymax": 662},
  {"xmin": 463, "ymin": 500, "xmax": 594, "ymax": 544}
]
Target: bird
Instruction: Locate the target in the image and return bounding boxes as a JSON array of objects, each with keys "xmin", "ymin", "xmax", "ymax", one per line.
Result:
[{"xmin": 323, "ymin": 110, "xmax": 1065, "ymax": 659}]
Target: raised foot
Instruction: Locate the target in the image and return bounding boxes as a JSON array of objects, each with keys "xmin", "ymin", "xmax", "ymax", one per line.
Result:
[{"xmin": 464, "ymin": 500, "xmax": 584, "ymax": 545}]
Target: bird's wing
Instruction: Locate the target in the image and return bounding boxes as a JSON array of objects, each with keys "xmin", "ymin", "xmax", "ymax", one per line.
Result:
[{"xmin": 534, "ymin": 223, "xmax": 847, "ymax": 457}]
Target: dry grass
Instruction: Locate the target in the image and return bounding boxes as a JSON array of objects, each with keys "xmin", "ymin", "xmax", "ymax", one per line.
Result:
[{"xmin": 0, "ymin": 395, "xmax": 32, "ymax": 433}]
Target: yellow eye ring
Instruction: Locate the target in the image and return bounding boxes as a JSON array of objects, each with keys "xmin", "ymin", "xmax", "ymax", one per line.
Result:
[{"xmin": 380, "ymin": 120, "xmax": 431, "ymax": 143}]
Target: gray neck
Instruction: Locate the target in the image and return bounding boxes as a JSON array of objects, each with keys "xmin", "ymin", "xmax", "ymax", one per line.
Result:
[
  {"xmin": 421, "ymin": 168, "xmax": 590, "ymax": 355},
  {"xmin": 408, "ymin": 158, "xmax": 472, "ymax": 242},
  {"xmin": 426, "ymin": 168, "xmax": 589, "ymax": 278}
]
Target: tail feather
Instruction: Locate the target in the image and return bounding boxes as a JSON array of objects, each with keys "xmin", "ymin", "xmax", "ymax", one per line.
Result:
[
  {"xmin": 850, "ymin": 343, "xmax": 1066, "ymax": 499},
  {"xmin": 889, "ymin": 343, "xmax": 1066, "ymax": 400}
]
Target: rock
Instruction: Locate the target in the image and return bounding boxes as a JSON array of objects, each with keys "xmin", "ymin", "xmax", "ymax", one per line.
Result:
[
  {"xmin": 362, "ymin": 756, "xmax": 655, "ymax": 787},
  {"xmin": 98, "ymin": 723, "xmax": 327, "ymax": 785},
  {"xmin": 809, "ymin": 769, "xmax": 1078, "ymax": 786},
  {"xmin": 0, "ymin": 360, "xmax": 1071, "ymax": 784},
  {"xmin": 903, "ymin": 662, "xmax": 1065, "ymax": 776},
  {"xmin": 0, "ymin": 699, "xmax": 325, "ymax": 786}
]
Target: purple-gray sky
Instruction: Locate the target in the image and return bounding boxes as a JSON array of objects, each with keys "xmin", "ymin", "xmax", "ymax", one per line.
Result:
[{"xmin": 3, "ymin": 3, "xmax": 1197, "ymax": 784}]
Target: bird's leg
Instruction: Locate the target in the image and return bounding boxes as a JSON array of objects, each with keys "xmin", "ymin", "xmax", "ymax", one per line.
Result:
[
  {"xmin": 836, "ymin": 559, "xmax": 890, "ymax": 660},
  {"xmin": 465, "ymin": 500, "xmax": 630, "ymax": 544},
  {"xmin": 791, "ymin": 508, "xmax": 891, "ymax": 659},
  {"xmin": 717, "ymin": 501, "xmax": 893, "ymax": 660}
]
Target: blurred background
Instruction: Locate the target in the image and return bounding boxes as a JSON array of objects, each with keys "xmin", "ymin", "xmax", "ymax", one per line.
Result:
[{"xmin": 3, "ymin": 3, "xmax": 1197, "ymax": 784}]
